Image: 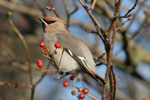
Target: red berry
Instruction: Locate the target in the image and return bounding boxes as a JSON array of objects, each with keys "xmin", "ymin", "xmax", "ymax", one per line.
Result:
[
  {"xmin": 142, "ymin": 98, "xmax": 147, "ymax": 100},
  {"xmin": 78, "ymin": 88, "xmax": 82, "ymax": 92},
  {"xmin": 70, "ymin": 76, "xmax": 74, "ymax": 80},
  {"xmin": 70, "ymin": 74, "xmax": 78, "ymax": 80},
  {"xmin": 83, "ymin": 88, "xmax": 89, "ymax": 94},
  {"xmin": 71, "ymin": 90, "xmax": 76, "ymax": 95},
  {"xmin": 44, "ymin": 47, "xmax": 49, "ymax": 52},
  {"xmin": 54, "ymin": 43, "xmax": 61, "ymax": 48},
  {"xmin": 37, "ymin": 59, "xmax": 42, "ymax": 63},
  {"xmin": 63, "ymin": 81, "xmax": 69, "ymax": 87},
  {"xmin": 37, "ymin": 59, "xmax": 43, "ymax": 68},
  {"xmin": 73, "ymin": 74, "xmax": 78, "ymax": 77},
  {"xmin": 39, "ymin": 42, "xmax": 45, "ymax": 47},
  {"xmin": 79, "ymin": 93, "xmax": 85, "ymax": 99}
]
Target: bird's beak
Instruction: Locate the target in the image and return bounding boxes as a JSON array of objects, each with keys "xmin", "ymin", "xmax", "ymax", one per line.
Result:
[
  {"xmin": 39, "ymin": 18, "xmax": 47, "ymax": 31},
  {"xmin": 39, "ymin": 18, "xmax": 47, "ymax": 25}
]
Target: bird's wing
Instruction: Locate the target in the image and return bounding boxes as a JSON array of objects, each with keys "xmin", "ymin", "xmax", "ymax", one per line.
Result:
[
  {"xmin": 56, "ymin": 33, "xmax": 86, "ymax": 58},
  {"xmin": 56, "ymin": 33, "xmax": 105, "ymax": 84},
  {"xmin": 64, "ymin": 48, "xmax": 105, "ymax": 84}
]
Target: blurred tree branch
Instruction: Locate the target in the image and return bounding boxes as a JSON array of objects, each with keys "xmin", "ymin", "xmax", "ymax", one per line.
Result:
[{"xmin": 0, "ymin": 0, "xmax": 43, "ymax": 18}]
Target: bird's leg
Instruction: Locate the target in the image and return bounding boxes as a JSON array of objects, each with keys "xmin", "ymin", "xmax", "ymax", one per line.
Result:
[{"xmin": 53, "ymin": 72, "xmax": 68, "ymax": 80}]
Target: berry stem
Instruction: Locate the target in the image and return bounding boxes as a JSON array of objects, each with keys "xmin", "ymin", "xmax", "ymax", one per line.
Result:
[
  {"xmin": 87, "ymin": 93, "xmax": 99, "ymax": 100},
  {"xmin": 42, "ymin": 54, "xmax": 51, "ymax": 60},
  {"xmin": 45, "ymin": 70, "xmax": 58, "ymax": 73},
  {"xmin": 78, "ymin": 77, "xmax": 85, "ymax": 88},
  {"xmin": 57, "ymin": 47, "xmax": 64, "ymax": 71},
  {"xmin": 72, "ymin": 79, "xmax": 75, "ymax": 87}
]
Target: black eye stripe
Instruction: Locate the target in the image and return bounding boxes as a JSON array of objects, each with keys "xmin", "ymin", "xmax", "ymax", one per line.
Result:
[
  {"xmin": 46, "ymin": 21, "xmax": 56, "ymax": 24},
  {"xmin": 43, "ymin": 19, "xmax": 56, "ymax": 24}
]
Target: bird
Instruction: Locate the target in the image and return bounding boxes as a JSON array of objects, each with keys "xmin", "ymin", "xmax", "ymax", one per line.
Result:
[{"xmin": 39, "ymin": 16, "xmax": 106, "ymax": 85}]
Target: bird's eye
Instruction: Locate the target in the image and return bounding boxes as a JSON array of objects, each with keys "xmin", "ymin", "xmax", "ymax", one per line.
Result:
[
  {"xmin": 43, "ymin": 19, "xmax": 56, "ymax": 24},
  {"xmin": 46, "ymin": 21, "xmax": 56, "ymax": 24}
]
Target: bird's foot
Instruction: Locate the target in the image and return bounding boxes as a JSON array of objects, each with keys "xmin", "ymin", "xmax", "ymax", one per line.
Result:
[{"xmin": 53, "ymin": 72, "xmax": 69, "ymax": 80}]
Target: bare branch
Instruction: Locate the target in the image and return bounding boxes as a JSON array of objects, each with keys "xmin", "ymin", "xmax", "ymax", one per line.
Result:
[
  {"xmin": 132, "ymin": 9, "xmax": 150, "ymax": 38},
  {"xmin": 47, "ymin": 0, "xmax": 61, "ymax": 18},
  {"xmin": 91, "ymin": 0, "xmax": 96, "ymax": 11},
  {"xmin": 93, "ymin": 57, "xmax": 107, "ymax": 65},
  {"xmin": 120, "ymin": 0, "xmax": 138, "ymax": 18},
  {"xmin": 64, "ymin": 0, "xmax": 79, "ymax": 27},
  {"xmin": 85, "ymin": 29, "xmax": 97, "ymax": 34},
  {"xmin": 116, "ymin": 17, "xmax": 133, "ymax": 31},
  {"xmin": 34, "ymin": 62, "xmax": 51, "ymax": 86},
  {"xmin": 116, "ymin": 76, "xmax": 120, "ymax": 85},
  {"xmin": 8, "ymin": 13, "xmax": 33, "ymax": 86},
  {"xmin": 7, "ymin": 12, "xmax": 34, "ymax": 100},
  {"xmin": 126, "ymin": 0, "xmax": 145, "ymax": 32},
  {"xmin": 0, "ymin": 0, "xmax": 43, "ymax": 18},
  {"xmin": 33, "ymin": 0, "xmax": 46, "ymax": 17},
  {"xmin": 107, "ymin": 0, "xmax": 122, "ymax": 37},
  {"xmin": 0, "ymin": 81, "xmax": 32, "ymax": 89},
  {"xmin": 103, "ymin": 0, "xmax": 122, "ymax": 100},
  {"xmin": 78, "ymin": 0, "xmax": 108, "ymax": 44}
]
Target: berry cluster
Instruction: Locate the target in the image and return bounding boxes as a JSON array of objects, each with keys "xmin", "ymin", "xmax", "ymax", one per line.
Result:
[
  {"xmin": 36, "ymin": 42, "xmax": 61, "ymax": 69},
  {"xmin": 63, "ymin": 76, "xmax": 90, "ymax": 100},
  {"xmin": 37, "ymin": 42, "xmax": 96, "ymax": 100}
]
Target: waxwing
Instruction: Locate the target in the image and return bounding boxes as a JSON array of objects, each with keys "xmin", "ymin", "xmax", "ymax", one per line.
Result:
[{"xmin": 39, "ymin": 17, "xmax": 106, "ymax": 85}]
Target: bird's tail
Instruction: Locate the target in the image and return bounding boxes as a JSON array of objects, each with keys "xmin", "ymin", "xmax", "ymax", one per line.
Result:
[
  {"xmin": 94, "ymin": 74, "xmax": 106, "ymax": 85},
  {"xmin": 86, "ymin": 70, "xmax": 106, "ymax": 85}
]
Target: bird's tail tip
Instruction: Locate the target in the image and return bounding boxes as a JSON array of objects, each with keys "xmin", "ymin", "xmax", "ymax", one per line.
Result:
[{"xmin": 95, "ymin": 74, "xmax": 106, "ymax": 85}]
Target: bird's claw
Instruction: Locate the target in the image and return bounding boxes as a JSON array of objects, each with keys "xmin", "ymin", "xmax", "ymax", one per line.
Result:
[
  {"xmin": 53, "ymin": 72, "xmax": 68, "ymax": 80},
  {"xmin": 53, "ymin": 77, "xmax": 62, "ymax": 80}
]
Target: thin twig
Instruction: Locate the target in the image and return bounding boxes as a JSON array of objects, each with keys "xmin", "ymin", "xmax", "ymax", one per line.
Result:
[
  {"xmin": 126, "ymin": 0, "xmax": 145, "ymax": 32},
  {"xmin": 93, "ymin": 57, "xmax": 107, "ymax": 65},
  {"xmin": 87, "ymin": 93, "xmax": 99, "ymax": 100},
  {"xmin": 98, "ymin": 53, "xmax": 106, "ymax": 59},
  {"xmin": 85, "ymin": 29, "xmax": 97, "ymax": 34},
  {"xmin": 91, "ymin": 0, "xmax": 96, "ymax": 11},
  {"xmin": 8, "ymin": 12, "xmax": 34, "ymax": 100},
  {"xmin": 34, "ymin": 61, "xmax": 51, "ymax": 86},
  {"xmin": 48, "ymin": 0, "xmax": 60, "ymax": 18},
  {"xmin": 64, "ymin": 0, "xmax": 79, "ymax": 27},
  {"xmin": 116, "ymin": 17, "xmax": 133, "ymax": 31},
  {"xmin": 107, "ymin": 0, "xmax": 122, "ymax": 37},
  {"xmin": 70, "ymin": 7, "xmax": 79, "ymax": 15},
  {"xmin": 8, "ymin": 14, "xmax": 33, "ymax": 85},
  {"xmin": 116, "ymin": 76, "xmax": 120, "ymax": 85},
  {"xmin": 33, "ymin": 0, "xmax": 46, "ymax": 17},
  {"xmin": 78, "ymin": 0, "xmax": 108, "ymax": 44},
  {"xmin": 119, "ymin": 0, "xmax": 138, "ymax": 18},
  {"xmin": 132, "ymin": 8, "xmax": 150, "ymax": 38}
]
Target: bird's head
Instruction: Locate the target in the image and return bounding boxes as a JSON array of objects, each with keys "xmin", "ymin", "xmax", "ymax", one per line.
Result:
[{"xmin": 39, "ymin": 17, "xmax": 67, "ymax": 32}]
